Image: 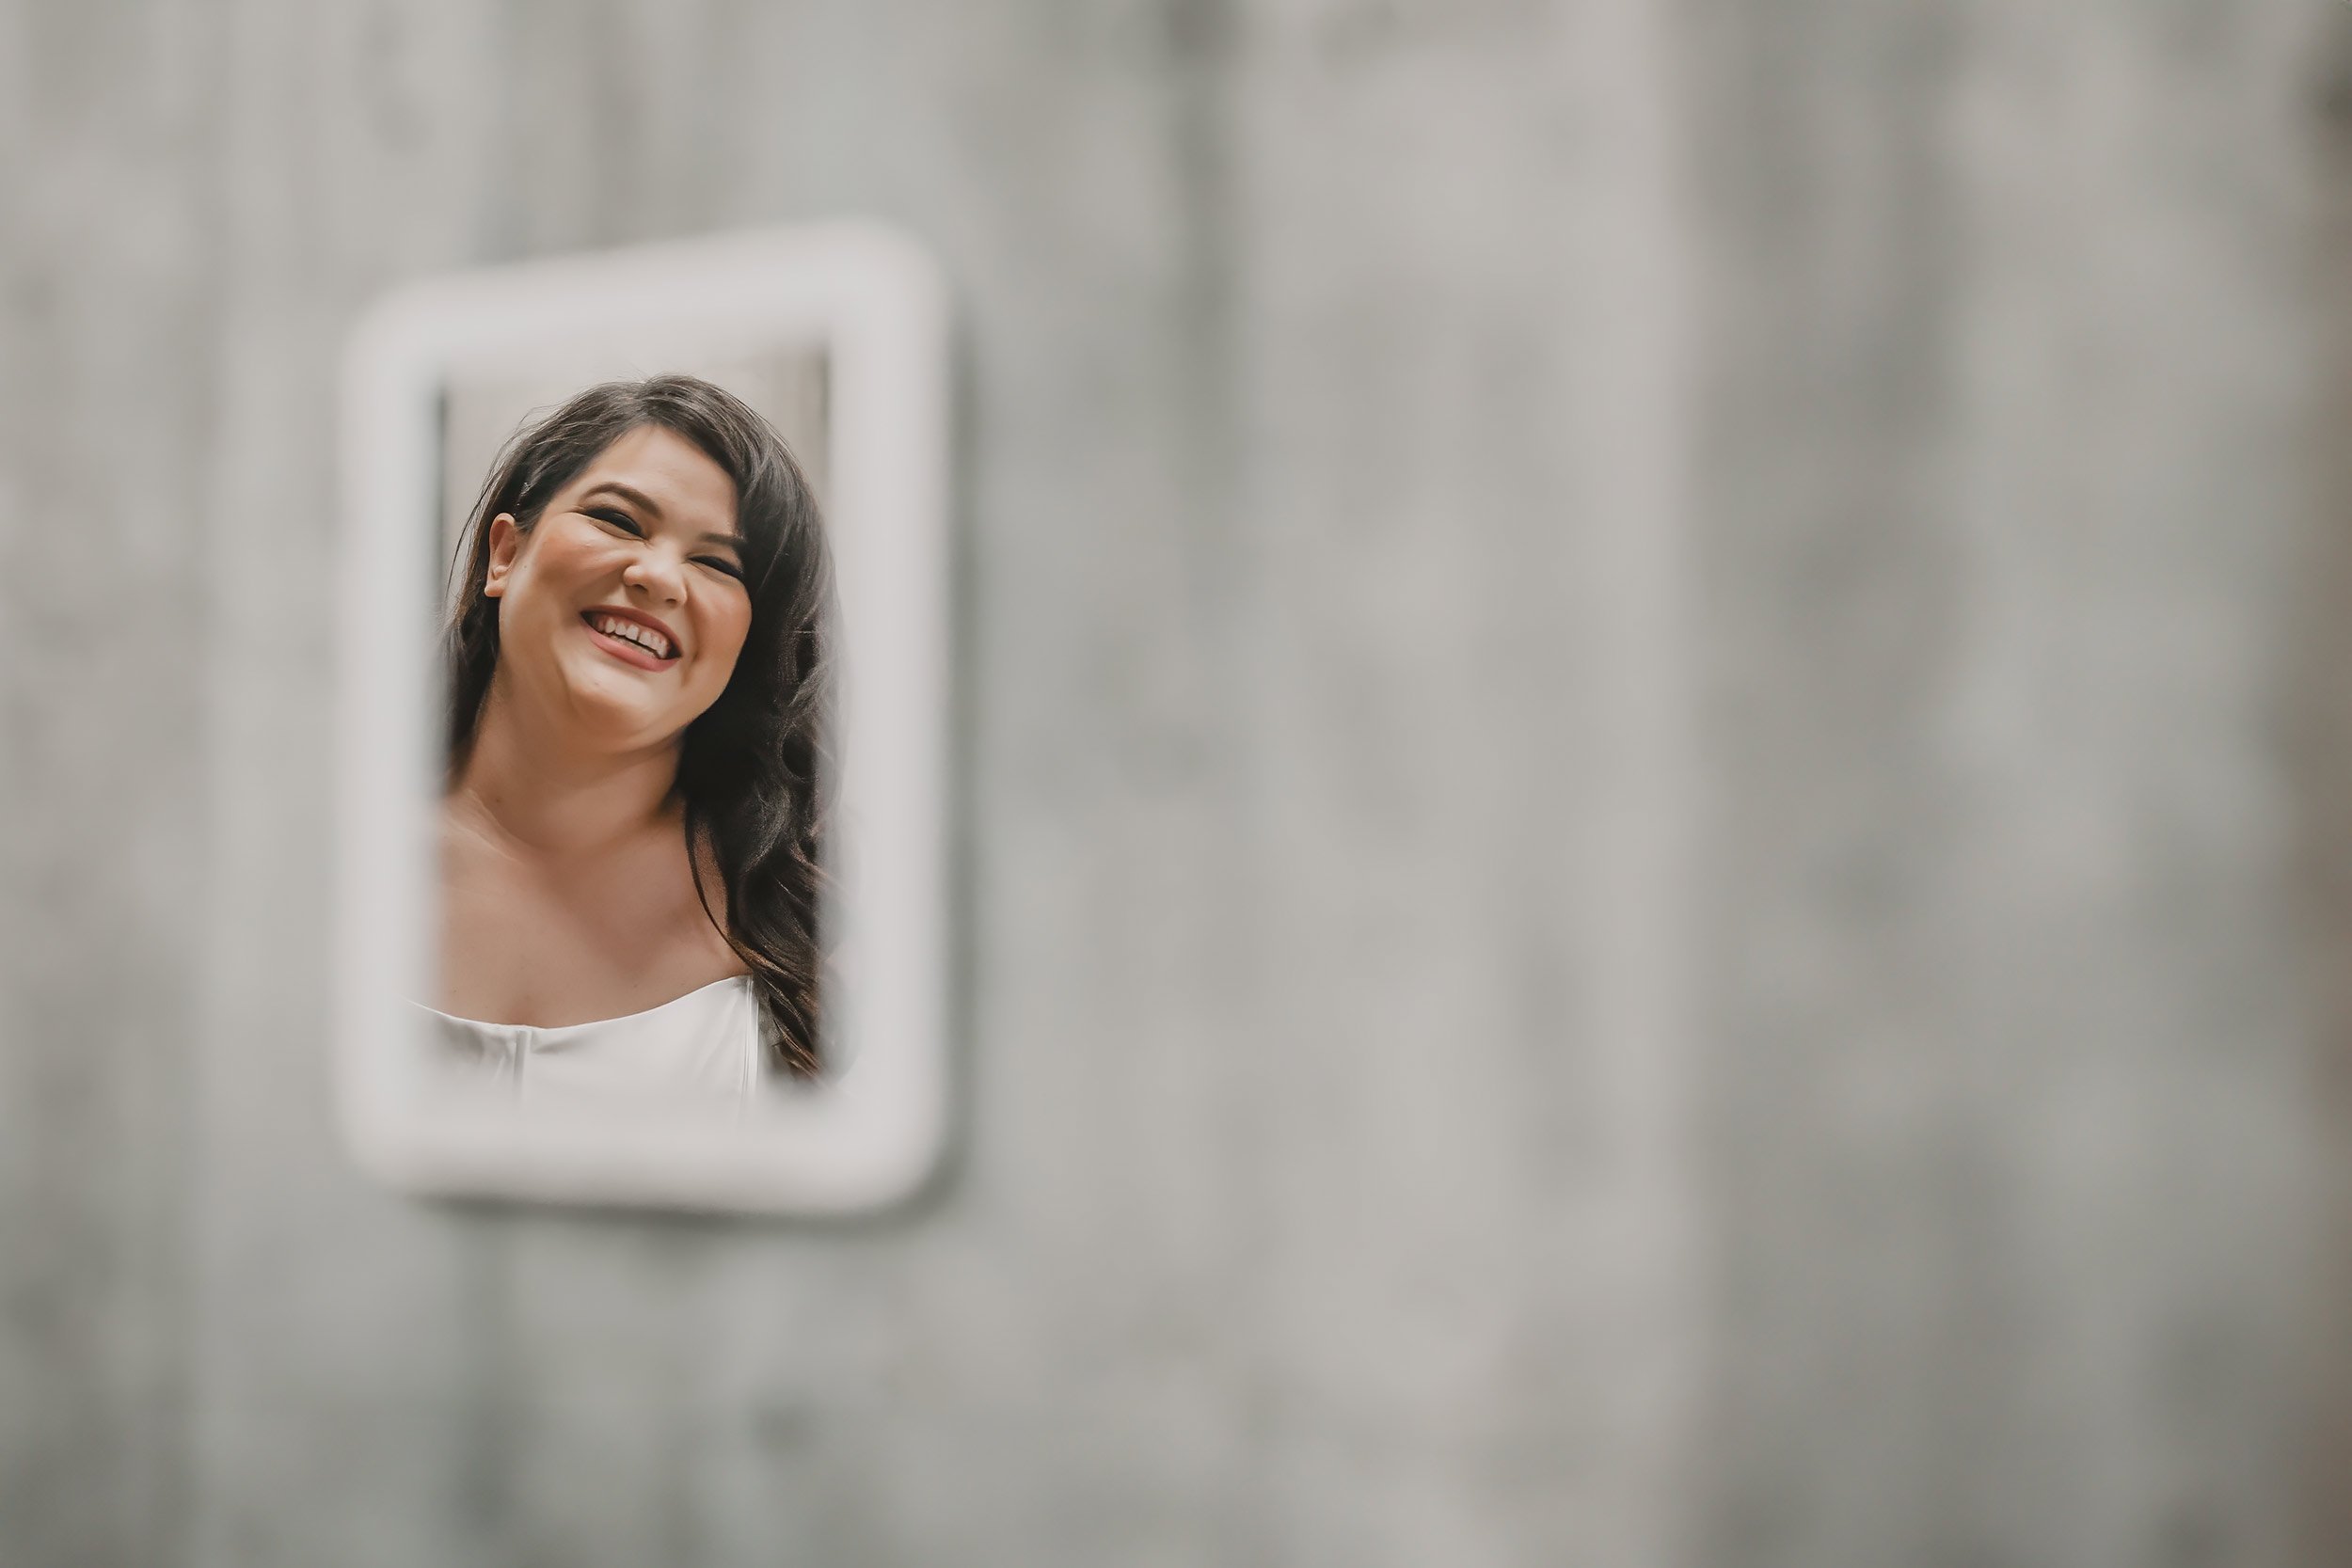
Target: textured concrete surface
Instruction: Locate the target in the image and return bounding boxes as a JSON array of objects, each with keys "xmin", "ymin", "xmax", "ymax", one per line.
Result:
[{"xmin": 0, "ymin": 1, "xmax": 2340, "ymax": 1564}]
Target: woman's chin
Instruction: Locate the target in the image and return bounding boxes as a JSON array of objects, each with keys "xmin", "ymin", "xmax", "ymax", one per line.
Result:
[{"xmin": 558, "ymin": 666, "xmax": 687, "ymax": 746}]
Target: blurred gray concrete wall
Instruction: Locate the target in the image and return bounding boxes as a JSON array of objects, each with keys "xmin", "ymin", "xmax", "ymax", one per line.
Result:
[{"xmin": 0, "ymin": 1, "xmax": 2340, "ymax": 1564}]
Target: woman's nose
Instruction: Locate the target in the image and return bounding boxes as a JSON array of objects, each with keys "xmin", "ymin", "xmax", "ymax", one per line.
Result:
[{"xmin": 620, "ymin": 546, "xmax": 686, "ymax": 606}]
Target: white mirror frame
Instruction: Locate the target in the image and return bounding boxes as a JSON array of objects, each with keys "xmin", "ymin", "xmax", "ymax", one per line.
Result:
[{"xmin": 335, "ymin": 223, "xmax": 952, "ymax": 1213}]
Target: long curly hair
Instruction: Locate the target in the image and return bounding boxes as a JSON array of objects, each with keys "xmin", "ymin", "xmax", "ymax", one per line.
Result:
[{"xmin": 442, "ymin": 374, "xmax": 833, "ymax": 1078}]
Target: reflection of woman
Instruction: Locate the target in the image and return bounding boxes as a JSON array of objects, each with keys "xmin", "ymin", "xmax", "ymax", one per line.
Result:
[{"xmin": 424, "ymin": 376, "xmax": 832, "ymax": 1099}]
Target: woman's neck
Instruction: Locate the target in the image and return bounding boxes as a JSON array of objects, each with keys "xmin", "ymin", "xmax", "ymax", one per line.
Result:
[{"xmin": 452, "ymin": 676, "xmax": 682, "ymax": 857}]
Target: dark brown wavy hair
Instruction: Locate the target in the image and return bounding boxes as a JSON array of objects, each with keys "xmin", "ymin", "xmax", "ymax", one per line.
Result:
[{"xmin": 443, "ymin": 374, "xmax": 833, "ymax": 1078}]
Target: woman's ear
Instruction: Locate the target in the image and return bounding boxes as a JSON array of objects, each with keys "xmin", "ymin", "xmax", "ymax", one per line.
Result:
[{"xmin": 484, "ymin": 513, "xmax": 520, "ymax": 598}]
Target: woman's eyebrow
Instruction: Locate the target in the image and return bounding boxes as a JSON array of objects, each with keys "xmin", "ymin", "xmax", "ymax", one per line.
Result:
[{"xmin": 579, "ymin": 481, "xmax": 662, "ymax": 517}]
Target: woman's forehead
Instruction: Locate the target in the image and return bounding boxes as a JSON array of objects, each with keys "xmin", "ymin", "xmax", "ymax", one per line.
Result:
[{"xmin": 566, "ymin": 425, "xmax": 739, "ymax": 532}]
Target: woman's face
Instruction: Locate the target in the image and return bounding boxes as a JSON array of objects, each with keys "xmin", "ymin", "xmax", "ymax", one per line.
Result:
[{"xmin": 483, "ymin": 424, "xmax": 752, "ymax": 753}]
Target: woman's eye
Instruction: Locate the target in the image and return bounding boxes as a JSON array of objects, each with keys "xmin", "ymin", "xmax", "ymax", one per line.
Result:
[
  {"xmin": 695, "ymin": 556, "xmax": 746, "ymax": 581},
  {"xmin": 586, "ymin": 507, "xmax": 643, "ymax": 536}
]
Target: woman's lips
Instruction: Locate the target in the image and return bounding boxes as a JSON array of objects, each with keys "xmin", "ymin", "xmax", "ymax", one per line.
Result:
[{"xmin": 580, "ymin": 610, "xmax": 679, "ymax": 671}]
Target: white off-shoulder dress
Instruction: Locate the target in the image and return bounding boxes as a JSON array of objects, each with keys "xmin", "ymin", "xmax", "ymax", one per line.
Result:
[{"xmin": 416, "ymin": 975, "xmax": 768, "ymax": 1105}]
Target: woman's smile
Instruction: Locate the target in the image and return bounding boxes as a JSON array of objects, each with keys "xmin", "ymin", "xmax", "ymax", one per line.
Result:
[{"xmin": 582, "ymin": 606, "xmax": 681, "ymax": 669}]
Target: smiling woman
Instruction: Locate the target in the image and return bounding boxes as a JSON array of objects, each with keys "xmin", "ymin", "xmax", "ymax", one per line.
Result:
[{"xmin": 428, "ymin": 376, "xmax": 833, "ymax": 1098}]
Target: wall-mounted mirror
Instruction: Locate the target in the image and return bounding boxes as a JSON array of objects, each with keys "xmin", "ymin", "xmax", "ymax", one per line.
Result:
[{"xmin": 335, "ymin": 224, "xmax": 950, "ymax": 1213}]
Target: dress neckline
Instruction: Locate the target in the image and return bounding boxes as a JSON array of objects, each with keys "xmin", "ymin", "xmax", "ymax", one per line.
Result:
[{"xmin": 415, "ymin": 974, "xmax": 754, "ymax": 1036}]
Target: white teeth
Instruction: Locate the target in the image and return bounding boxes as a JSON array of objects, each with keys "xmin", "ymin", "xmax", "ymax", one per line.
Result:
[{"xmin": 592, "ymin": 613, "xmax": 674, "ymax": 658}]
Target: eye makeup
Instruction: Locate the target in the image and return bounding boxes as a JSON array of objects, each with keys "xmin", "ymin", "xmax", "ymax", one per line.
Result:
[{"xmin": 581, "ymin": 501, "xmax": 743, "ymax": 581}]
